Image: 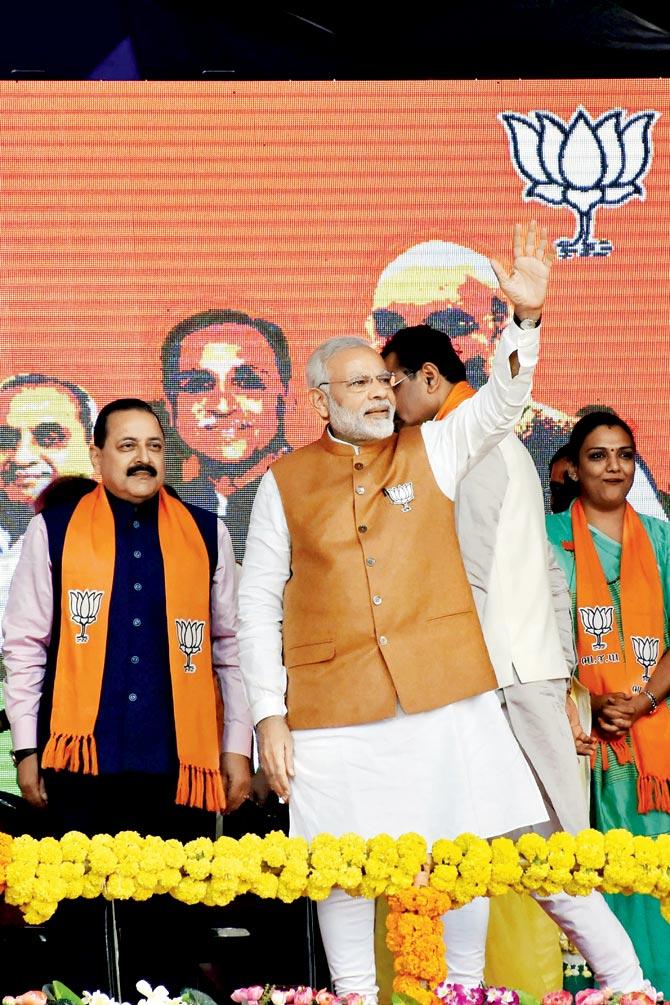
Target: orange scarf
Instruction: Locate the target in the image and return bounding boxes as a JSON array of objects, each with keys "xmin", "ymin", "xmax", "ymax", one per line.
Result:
[
  {"xmin": 41, "ymin": 484, "xmax": 226, "ymax": 812},
  {"xmin": 434, "ymin": 380, "xmax": 476, "ymax": 420},
  {"xmin": 571, "ymin": 498, "xmax": 670, "ymax": 813}
]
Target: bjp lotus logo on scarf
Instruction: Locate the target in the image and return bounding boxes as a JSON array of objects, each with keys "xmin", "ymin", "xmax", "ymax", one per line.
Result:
[
  {"xmin": 631, "ymin": 635, "xmax": 659, "ymax": 681},
  {"xmin": 578, "ymin": 605, "xmax": 614, "ymax": 651},
  {"xmin": 499, "ymin": 106, "xmax": 658, "ymax": 259},
  {"xmin": 68, "ymin": 589, "xmax": 104, "ymax": 644},
  {"xmin": 383, "ymin": 481, "xmax": 414, "ymax": 513},
  {"xmin": 176, "ymin": 619, "xmax": 205, "ymax": 673}
]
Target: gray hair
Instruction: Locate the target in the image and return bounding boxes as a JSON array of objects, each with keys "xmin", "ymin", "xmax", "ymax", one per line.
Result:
[{"xmin": 305, "ymin": 336, "xmax": 372, "ymax": 389}]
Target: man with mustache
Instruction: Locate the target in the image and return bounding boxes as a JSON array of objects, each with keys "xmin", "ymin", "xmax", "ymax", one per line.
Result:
[
  {"xmin": 3, "ymin": 396, "xmax": 252, "ymax": 828},
  {"xmin": 161, "ymin": 310, "xmax": 292, "ymax": 562},
  {"xmin": 237, "ymin": 223, "xmax": 551, "ymax": 1002},
  {"xmin": 2, "ymin": 397, "xmax": 254, "ymax": 987}
]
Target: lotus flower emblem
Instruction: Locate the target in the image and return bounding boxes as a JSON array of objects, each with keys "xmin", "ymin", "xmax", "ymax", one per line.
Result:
[
  {"xmin": 499, "ymin": 106, "xmax": 658, "ymax": 259},
  {"xmin": 578, "ymin": 605, "xmax": 614, "ymax": 651},
  {"xmin": 175, "ymin": 618, "xmax": 205, "ymax": 673},
  {"xmin": 631, "ymin": 635, "xmax": 659, "ymax": 681},
  {"xmin": 68, "ymin": 589, "xmax": 104, "ymax": 644},
  {"xmin": 383, "ymin": 481, "xmax": 414, "ymax": 513}
]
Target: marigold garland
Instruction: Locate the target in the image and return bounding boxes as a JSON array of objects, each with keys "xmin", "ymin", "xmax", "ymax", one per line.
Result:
[
  {"xmin": 0, "ymin": 830, "xmax": 12, "ymax": 895},
  {"xmin": 1, "ymin": 828, "xmax": 670, "ymax": 928},
  {"xmin": 387, "ymin": 888, "xmax": 452, "ymax": 1005}
]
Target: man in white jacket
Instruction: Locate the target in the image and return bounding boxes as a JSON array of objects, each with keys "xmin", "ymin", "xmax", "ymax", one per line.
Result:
[{"xmin": 382, "ymin": 323, "xmax": 645, "ymax": 992}]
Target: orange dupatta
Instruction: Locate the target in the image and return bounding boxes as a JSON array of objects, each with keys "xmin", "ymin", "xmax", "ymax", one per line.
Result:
[
  {"xmin": 571, "ymin": 498, "xmax": 670, "ymax": 813},
  {"xmin": 41, "ymin": 484, "xmax": 226, "ymax": 812},
  {"xmin": 434, "ymin": 380, "xmax": 477, "ymax": 420}
]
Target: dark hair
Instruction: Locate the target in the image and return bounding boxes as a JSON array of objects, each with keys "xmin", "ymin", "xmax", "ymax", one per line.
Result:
[
  {"xmin": 548, "ymin": 443, "xmax": 578, "ymax": 513},
  {"xmin": 548, "ymin": 443, "xmax": 571, "ymax": 473},
  {"xmin": 0, "ymin": 373, "xmax": 95, "ymax": 443},
  {"xmin": 566, "ymin": 410, "xmax": 636, "ymax": 465},
  {"xmin": 381, "ymin": 324, "xmax": 467, "ymax": 384},
  {"xmin": 34, "ymin": 475, "xmax": 97, "ymax": 514},
  {"xmin": 93, "ymin": 398, "xmax": 164, "ymax": 448},
  {"xmin": 161, "ymin": 309, "xmax": 292, "ymax": 414}
]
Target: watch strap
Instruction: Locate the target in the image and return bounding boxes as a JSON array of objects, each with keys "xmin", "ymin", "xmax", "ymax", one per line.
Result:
[{"xmin": 513, "ymin": 313, "xmax": 541, "ymax": 329}]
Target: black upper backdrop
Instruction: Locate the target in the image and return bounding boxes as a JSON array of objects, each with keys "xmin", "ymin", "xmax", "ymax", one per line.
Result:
[{"xmin": 2, "ymin": 1, "xmax": 670, "ymax": 80}]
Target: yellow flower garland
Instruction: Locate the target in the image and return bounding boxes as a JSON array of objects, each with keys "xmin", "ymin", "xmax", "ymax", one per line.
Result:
[{"xmin": 1, "ymin": 828, "xmax": 670, "ymax": 928}]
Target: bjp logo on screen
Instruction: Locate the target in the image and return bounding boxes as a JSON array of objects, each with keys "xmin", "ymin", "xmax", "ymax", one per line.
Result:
[{"xmin": 500, "ymin": 106, "xmax": 659, "ymax": 259}]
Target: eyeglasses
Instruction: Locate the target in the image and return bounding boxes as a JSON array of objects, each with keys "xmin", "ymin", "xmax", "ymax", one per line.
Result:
[
  {"xmin": 317, "ymin": 371, "xmax": 395, "ymax": 393},
  {"xmin": 390, "ymin": 369, "xmax": 416, "ymax": 388}
]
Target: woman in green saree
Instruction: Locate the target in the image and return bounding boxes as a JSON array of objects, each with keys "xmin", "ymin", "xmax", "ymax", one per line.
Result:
[{"xmin": 546, "ymin": 410, "xmax": 670, "ymax": 996}]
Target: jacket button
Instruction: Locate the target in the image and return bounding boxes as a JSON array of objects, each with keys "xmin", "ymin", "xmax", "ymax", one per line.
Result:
[
  {"xmin": 356, "ymin": 486, "xmax": 365, "ymax": 495},
  {"xmin": 379, "ymin": 635, "xmax": 388, "ymax": 646},
  {"xmin": 367, "ymin": 557, "xmax": 375, "ymax": 566},
  {"xmin": 373, "ymin": 595, "xmax": 382, "ymax": 605},
  {"xmin": 354, "ymin": 462, "xmax": 364, "ymax": 470},
  {"xmin": 358, "ymin": 524, "xmax": 367, "ymax": 533}
]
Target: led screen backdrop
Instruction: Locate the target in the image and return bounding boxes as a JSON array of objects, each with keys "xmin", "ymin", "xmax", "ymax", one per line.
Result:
[{"xmin": 1, "ymin": 79, "xmax": 669, "ymax": 788}]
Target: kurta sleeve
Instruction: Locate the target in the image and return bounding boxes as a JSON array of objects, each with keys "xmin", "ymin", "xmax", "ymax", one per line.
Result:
[
  {"xmin": 421, "ymin": 319, "xmax": 540, "ymax": 499},
  {"xmin": 2, "ymin": 515, "xmax": 53, "ymax": 750},
  {"xmin": 237, "ymin": 471, "xmax": 291, "ymax": 726},
  {"xmin": 211, "ymin": 518, "xmax": 253, "ymax": 756}
]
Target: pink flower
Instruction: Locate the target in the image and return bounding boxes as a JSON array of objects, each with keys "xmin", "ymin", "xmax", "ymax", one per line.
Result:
[
  {"xmin": 342, "ymin": 997, "xmax": 363, "ymax": 1005},
  {"xmin": 284, "ymin": 994, "xmax": 295, "ymax": 1004},
  {"xmin": 3, "ymin": 994, "xmax": 47, "ymax": 1005},
  {"xmin": 575, "ymin": 991, "xmax": 609, "ymax": 1005},
  {"xmin": 271, "ymin": 993, "xmax": 288, "ymax": 1005},
  {"xmin": 293, "ymin": 988, "xmax": 314, "ymax": 1005},
  {"xmin": 231, "ymin": 992, "xmax": 249, "ymax": 1003},
  {"xmin": 246, "ymin": 989, "xmax": 265, "ymax": 1003},
  {"xmin": 315, "ymin": 992, "xmax": 335, "ymax": 1005},
  {"xmin": 542, "ymin": 992, "xmax": 573, "ymax": 1005},
  {"xmin": 620, "ymin": 992, "xmax": 661, "ymax": 1005}
]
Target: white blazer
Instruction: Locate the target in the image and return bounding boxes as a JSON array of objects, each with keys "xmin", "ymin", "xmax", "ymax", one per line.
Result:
[{"xmin": 456, "ymin": 432, "xmax": 574, "ymax": 687}]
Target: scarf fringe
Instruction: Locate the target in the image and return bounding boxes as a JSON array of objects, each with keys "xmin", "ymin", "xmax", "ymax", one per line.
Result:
[
  {"xmin": 598, "ymin": 735, "xmax": 630, "ymax": 771},
  {"xmin": 597, "ymin": 736, "xmax": 634, "ymax": 772},
  {"xmin": 176, "ymin": 763, "xmax": 226, "ymax": 813},
  {"xmin": 637, "ymin": 773, "xmax": 670, "ymax": 814},
  {"xmin": 41, "ymin": 732, "xmax": 99, "ymax": 774}
]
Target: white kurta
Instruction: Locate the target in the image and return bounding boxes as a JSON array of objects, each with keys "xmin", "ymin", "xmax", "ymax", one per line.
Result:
[{"xmin": 238, "ymin": 320, "xmax": 547, "ymax": 844}]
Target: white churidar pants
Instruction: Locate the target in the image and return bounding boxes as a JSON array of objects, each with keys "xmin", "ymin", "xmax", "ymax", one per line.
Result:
[{"xmin": 289, "ymin": 694, "xmax": 547, "ymax": 1002}]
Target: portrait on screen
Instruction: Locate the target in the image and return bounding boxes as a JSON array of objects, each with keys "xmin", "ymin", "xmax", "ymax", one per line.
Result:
[{"xmin": 160, "ymin": 310, "xmax": 293, "ymax": 561}]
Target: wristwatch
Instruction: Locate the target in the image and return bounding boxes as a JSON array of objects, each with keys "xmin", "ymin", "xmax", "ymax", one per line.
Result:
[
  {"xmin": 10, "ymin": 747, "xmax": 37, "ymax": 766},
  {"xmin": 513, "ymin": 313, "xmax": 541, "ymax": 329}
]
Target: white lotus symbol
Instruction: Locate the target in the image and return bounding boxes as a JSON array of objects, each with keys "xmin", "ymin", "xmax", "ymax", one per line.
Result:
[
  {"xmin": 175, "ymin": 618, "xmax": 205, "ymax": 673},
  {"xmin": 578, "ymin": 605, "xmax": 614, "ymax": 651},
  {"xmin": 631, "ymin": 635, "xmax": 659, "ymax": 681},
  {"xmin": 68, "ymin": 589, "xmax": 104, "ymax": 644},
  {"xmin": 499, "ymin": 106, "xmax": 658, "ymax": 259},
  {"xmin": 383, "ymin": 481, "xmax": 414, "ymax": 513}
]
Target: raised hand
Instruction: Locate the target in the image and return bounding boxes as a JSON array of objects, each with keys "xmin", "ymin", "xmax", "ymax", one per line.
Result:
[{"xmin": 490, "ymin": 220, "xmax": 553, "ymax": 321}]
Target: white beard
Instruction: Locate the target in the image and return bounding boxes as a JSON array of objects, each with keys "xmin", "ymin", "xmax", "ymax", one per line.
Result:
[{"xmin": 328, "ymin": 396, "xmax": 395, "ymax": 442}]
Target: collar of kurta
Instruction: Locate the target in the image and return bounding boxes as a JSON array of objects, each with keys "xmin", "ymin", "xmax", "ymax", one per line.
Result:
[{"xmin": 321, "ymin": 426, "xmax": 396, "ymax": 457}]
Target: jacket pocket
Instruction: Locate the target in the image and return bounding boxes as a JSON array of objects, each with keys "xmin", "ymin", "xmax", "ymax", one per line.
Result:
[
  {"xmin": 426, "ymin": 609, "xmax": 471, "ymax": 624},
  {"xmin": 284, "ymin": 641, "xmax": 336, "ymax": 668}
]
